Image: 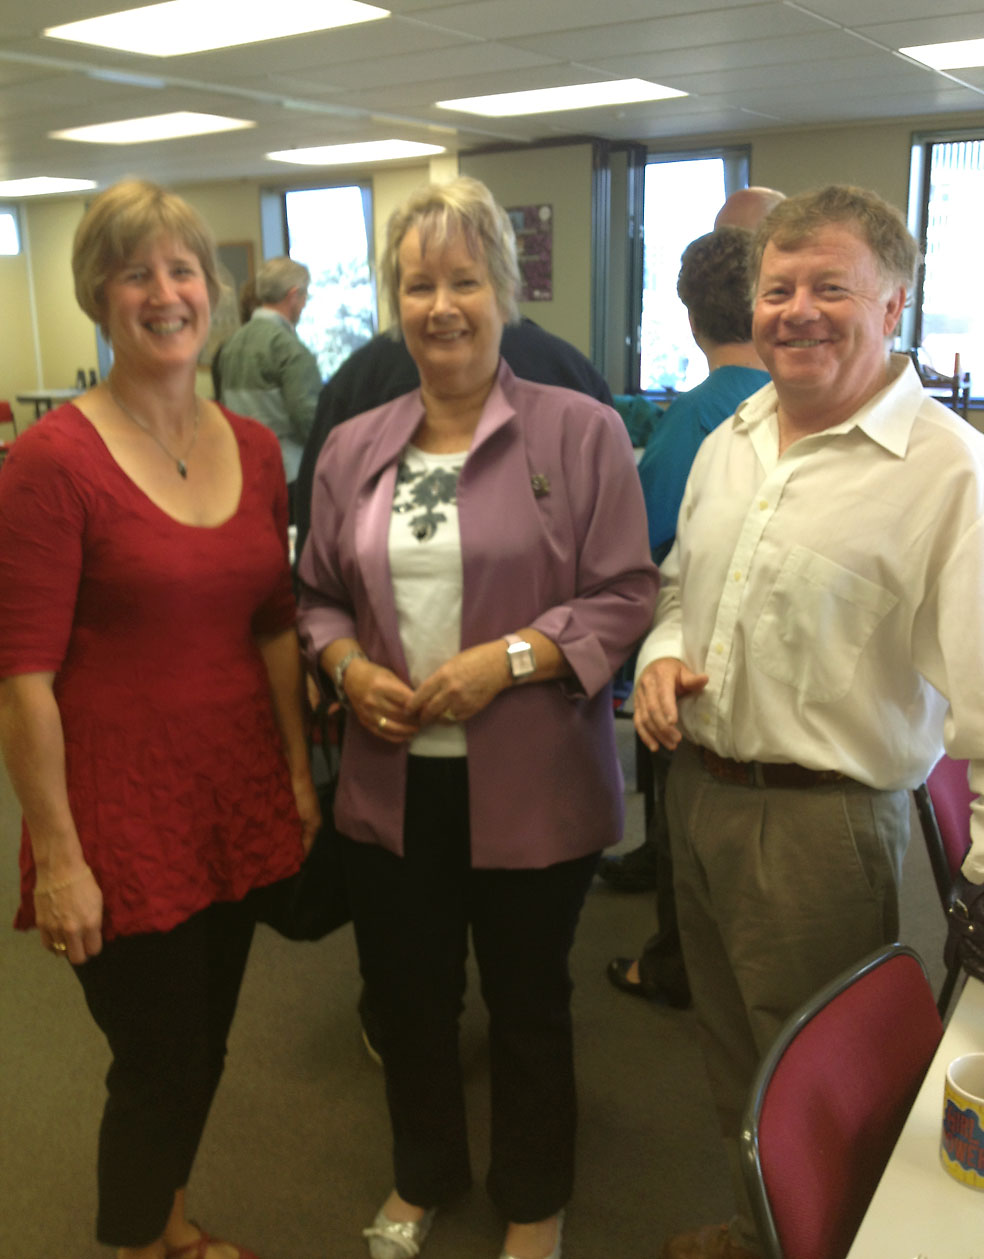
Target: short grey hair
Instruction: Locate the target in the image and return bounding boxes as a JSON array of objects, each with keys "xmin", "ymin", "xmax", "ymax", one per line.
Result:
[
  {"xmin": 255, "ymin": 256, "xmax": 311, "ymax": 304},
  {"xmin": 381, "ymin": 176, "xmax": 521, "ymax": 328},
  {"xmin": 751, "ymin": 185, "xmax": 920, "ymax": 292}
]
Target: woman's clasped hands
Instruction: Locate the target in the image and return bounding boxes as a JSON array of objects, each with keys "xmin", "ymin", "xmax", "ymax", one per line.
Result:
[{"xmin": 344, "ymin": 643, "xmax": 510, "ymax": 743}]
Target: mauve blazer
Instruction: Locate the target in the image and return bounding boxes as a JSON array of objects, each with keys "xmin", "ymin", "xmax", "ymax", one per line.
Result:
[{"xmin": 297, "ymin": 360, "xmax": 659, "ymax": 868}]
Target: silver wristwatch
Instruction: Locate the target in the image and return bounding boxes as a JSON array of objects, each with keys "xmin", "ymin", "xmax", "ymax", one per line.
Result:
[
  {"xmin": 504, "ymin": 634, "xmax": 536, "ymax": 683},
  {"xmin": 332, "ymin": 648, "xmax": 367, "ymax": 706}
]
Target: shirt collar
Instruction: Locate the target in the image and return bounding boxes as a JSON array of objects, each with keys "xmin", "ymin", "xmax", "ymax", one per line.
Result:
[
  {"xmin": 733, "ymin": 353, "xmax": 923, "ymax": 459},
  {"xmin": 359, "ymin": 358, "xmax": 516, "ymax": 481},
  {"xmin": 251, "ymin": 306, "xmax": 294, "ymax": 333}
]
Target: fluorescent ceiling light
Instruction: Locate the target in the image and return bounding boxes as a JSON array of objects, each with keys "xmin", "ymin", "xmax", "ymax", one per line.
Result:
[
  {"xmin": 436, "ymin": 78, "xmax": 686, "ymax": 118},
  {"xmin": 900, "ymin": 38, "xmax": 984, "ymax": 69},
  {"xmin": 267, "ymin": 140, "xmax": 446, "ymax": 165},
  {"xmin": 0, "ymin": 177, "xmax": 97, "ymax": 197},
  {"xmin": 44, "ymin": 0, "xmax": 389, "ymax": 58},
  {"xmin": 51, "ymin": 112, "xmax": 255, "ymax": 145}
]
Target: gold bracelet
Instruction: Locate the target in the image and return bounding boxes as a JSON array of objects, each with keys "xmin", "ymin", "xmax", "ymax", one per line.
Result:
[{"xmin": 34, "ymin": 868, "xmax": 90, "ymax": 897}]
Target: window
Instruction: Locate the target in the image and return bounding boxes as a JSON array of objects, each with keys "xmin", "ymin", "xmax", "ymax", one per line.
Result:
[
  {"xmin": 283, "ymin": 184, "xmax": 375, "ymax": 379},
  {"xmin": 0, "ymin": 205, "xmax": 20, "ymax": 255},
  {"xmin": 639, "ymin": 149, "xmax": 748, "ymax": 394},
  {"xmin": 910, "ymin": 135, "xmax": 984, "ymax": 395}
]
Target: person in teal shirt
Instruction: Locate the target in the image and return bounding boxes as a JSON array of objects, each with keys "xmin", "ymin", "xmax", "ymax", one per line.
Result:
[
  {"xmin": 605, "ymin": 225, "xmax": 771, "ymax": 1005},
  {"xmin": 638, "ymin": 226, "xmax": 770, "ymax": 563}
]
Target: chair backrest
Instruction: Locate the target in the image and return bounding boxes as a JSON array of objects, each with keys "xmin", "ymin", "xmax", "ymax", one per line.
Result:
[
  {"xmin": 912, "ymin": 755, "xmax": 973, "ymax": 1016},
  {"xmin": 926, "ymin": 755, "xmax": 974, "ymax": 882},
  {"xmin": 741, "ymin": 944, "xmax": 942, "ymax": 1259}
]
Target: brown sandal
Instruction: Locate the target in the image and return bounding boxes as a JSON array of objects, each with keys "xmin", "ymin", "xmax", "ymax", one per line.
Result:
[{"xmin": 164, "ymin": 1226, "xmax": 260, "ymax": 1259}]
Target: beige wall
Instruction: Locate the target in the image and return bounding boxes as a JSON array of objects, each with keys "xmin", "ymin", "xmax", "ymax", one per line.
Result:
[
  {"xmin": 175, "ymin": 179, "xmax": 263, "ymax": 247},
  {"xmin": 0, "ymin": 252, "xmax": 36, "ymax": 435},
  {"xmin": 28, "ymin": 199, "xmax": 100, "ymax": 401},
  {"xmin": 750, "ymin": 123, "xmax": 914, "ymax": 207},
  {"xmin": 5, "ymin": 197, "xmax": 97, "ymax": 432},
  {"xmin": 461, "ymin": 144, "xmax": 595, "ymax": 355}
]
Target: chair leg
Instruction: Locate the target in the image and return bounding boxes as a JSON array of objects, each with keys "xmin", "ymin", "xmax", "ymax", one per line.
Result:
[{"xmin": 937, "ymin": 958, "xmax": 964, "ymax": 1019}]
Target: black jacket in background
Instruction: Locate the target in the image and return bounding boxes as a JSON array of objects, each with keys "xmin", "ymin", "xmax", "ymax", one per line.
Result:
[{"xmin": 293, "ymin": 319, "xmax": 613, "ymax": 557}]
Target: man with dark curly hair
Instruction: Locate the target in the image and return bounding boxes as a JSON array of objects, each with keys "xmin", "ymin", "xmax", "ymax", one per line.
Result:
[{"xmin": 637, "ymin": 227, "xmax": 771, "ymax": 563}]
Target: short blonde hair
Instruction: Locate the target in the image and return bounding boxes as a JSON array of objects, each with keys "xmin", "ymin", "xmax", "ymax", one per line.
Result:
[
  {"xmin": 381, "ymin": 176, "xmax": 521, "ymax": 328},
  {"xmin": 72, "ymin": 178, "xmax": 221, "ymax": 334}
]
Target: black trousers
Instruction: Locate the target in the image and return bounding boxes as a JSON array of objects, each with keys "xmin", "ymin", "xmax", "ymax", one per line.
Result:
[
  {"xmin": 638, "ymin": 747, "xmax": 688, "ymax": 987},
  {"xmin": 72, "ymin": 897, "xmax": 256, "ymax": 1246},
  {"xmin": 345, "ymin": 757, "xmax": 598, "ymax": 1222}
]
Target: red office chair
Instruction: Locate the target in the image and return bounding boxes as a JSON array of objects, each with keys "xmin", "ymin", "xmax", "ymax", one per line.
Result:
[
  {"xmin": 740, "ymin": 943, "xmax": 943, "ymax": 1259},
  {"xmin": 913, "ymin": 754, "xmax": 973, "ymax": 1014},
  {"xmin": 0, "ymin": 400, "xmax": 15, "ymax": 438}
]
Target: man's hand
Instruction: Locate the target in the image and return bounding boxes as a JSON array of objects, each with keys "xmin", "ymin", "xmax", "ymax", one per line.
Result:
[
  {"xmin": 634, "ymin": 657, "xmax": 709, "ymax": 752},
  {"xmin": 945, "ymin": 873, "xmax": 984, "ymax": 982}
]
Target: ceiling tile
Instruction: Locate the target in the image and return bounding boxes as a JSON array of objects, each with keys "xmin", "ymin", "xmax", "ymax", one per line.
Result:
[
  {"xmin": 855, "ymin": 14, "xmax": 984, "ymax": 50},
  {"xmin": 508, "ymin": 4, "xmax": 827, "ymax": 60},
  {"xmin": 595, "ymin": 28, "xmax": 879, "ymax": 81},
  {"xmin": 402, "ymin": 0, "xmax": 756, "ymax": 40},
  {"xmin": 804, "ymin": 0, "xmax": 984, "ymax": 19}
]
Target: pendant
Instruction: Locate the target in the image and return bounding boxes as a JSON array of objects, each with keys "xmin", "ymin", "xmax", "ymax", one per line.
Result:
[{"xmin": 177, "ymin": 460, "xmax": 188, "ymax": 478}]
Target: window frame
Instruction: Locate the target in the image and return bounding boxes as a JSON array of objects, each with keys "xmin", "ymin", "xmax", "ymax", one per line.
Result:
[
  {"xmin": 908, "ymin": 127, "xmax": 984, "ymax": 403},
  {"xmin": 636, "ymin": 145, "xmax": 750, "ymax": 399},
  {"xmin": 260, "ymin": 179, "xmax": 377, "ymax": 379}
]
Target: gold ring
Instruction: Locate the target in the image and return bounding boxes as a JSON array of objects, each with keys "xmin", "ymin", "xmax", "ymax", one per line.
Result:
[
  {"xmin": 378, "ymin": 715, "xmax": 388, "ymax": 729},
  {"xmin": 52, "ymin": 941, "xmax": 67, "ymax": 953}
]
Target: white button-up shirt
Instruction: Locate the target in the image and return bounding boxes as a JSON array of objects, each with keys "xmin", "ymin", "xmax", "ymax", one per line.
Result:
[{"xmin": 637, "ymin": 354, "xmax": 984, "ymax": 878}]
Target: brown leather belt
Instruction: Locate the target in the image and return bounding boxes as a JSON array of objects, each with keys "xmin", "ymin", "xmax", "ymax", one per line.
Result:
[{"xmin": 699, "ymin": 746, "xmax": 850, "ymax": 789}]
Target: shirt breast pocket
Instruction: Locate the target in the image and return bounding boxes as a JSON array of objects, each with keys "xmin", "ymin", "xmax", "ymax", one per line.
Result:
[{"xmin": 750, "ymin": 545, "xmax": 898, "ymax": 703}]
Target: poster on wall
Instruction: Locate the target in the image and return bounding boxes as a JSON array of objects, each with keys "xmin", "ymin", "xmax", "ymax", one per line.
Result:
[{"xmin": 507, "ymin": 204, "xmax": 553, "ymax": 301}]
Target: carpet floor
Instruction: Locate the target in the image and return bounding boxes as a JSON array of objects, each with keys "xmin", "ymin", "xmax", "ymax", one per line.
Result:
[{"xmin": 0, "ymin": 722, "xmax": 947, "ymax": 1258}]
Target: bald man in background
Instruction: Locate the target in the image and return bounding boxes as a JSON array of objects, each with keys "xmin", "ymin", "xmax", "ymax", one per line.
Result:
[{"xmin": 715, "ymin": 185, "xmax": 785, "ymax": 230}]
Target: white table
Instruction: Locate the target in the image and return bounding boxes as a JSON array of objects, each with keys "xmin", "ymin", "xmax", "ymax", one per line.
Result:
[
  {"xmin": 846, "ymin": 976, "xmax": 984, "ymax": 1258},
  {"xmin": 15, "ymin": 388, "xmax": 83, "ymax": 419}
]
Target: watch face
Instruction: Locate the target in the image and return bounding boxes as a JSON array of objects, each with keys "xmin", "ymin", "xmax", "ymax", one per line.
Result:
[{"xmin": 507, "ymin": 640, "xmax": 536, "ymax": 679}]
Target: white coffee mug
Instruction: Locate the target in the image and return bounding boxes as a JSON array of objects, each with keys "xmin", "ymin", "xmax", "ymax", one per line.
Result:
[{"xmin": 941, "ymin": 1052, "xmax": 984, "ymax": 1190}]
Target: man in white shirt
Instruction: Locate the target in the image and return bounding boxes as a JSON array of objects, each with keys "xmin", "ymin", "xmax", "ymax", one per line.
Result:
[{"xmin": 634, "ymin": 185, "xmax": 984, "ymax": 1259}]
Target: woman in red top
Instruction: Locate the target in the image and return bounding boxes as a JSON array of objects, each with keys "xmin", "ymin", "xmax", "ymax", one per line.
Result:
[{"xmin": 0, "ymin": 179, "xmax": 319, "ymax": 1259}]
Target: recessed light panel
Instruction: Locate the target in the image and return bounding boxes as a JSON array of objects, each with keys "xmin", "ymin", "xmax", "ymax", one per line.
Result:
[
  {"xmin": 0, "ymin": 177, "xmax": 98, "ymax": 197},
  {"xmin": 436, "ymin": 79, "xmax": 686, "ymax": 118},
  {"xmin": 51, "ymin": 112, "xmax": 255, "ymax": 144},
  {"xmin": 44, "ymin": 0, "xmax": 389, "ymax": 58},
  {"xmin": 267, "ymin": 140, "xmax": 446, "ymax": 165},
  {"xmin": 900, "ymin": 39, "xmax": 984, "ymax": 70}
]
